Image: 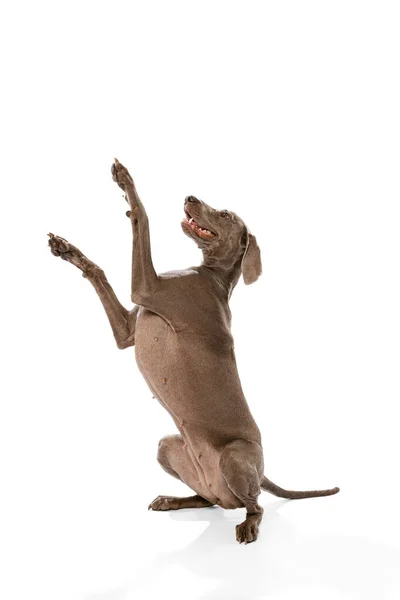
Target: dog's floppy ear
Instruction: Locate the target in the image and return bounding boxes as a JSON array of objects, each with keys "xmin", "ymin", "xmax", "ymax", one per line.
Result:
[{"xmin": 241, "ymin": 231, "xmax": 262, "ymax": 285}]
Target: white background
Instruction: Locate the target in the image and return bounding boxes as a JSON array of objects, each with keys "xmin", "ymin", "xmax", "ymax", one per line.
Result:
[{"xmin": 1, "ymin": 1, "xmax": 400, "ymax": 599}]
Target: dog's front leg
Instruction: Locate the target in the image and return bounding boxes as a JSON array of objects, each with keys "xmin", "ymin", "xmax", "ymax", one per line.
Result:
[
  {"xmin": 111, "ymin": 159, "xmax": 160, "ymax": 306},
  {"xmin": 48, "ymin": 234, "xmax": 137, "ymax": 349}
]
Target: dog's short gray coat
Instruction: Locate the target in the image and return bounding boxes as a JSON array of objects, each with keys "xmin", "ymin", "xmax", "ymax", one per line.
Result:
[{"xmin": 48, "ymin": 159, "xmax": 339, "ymax": 544}]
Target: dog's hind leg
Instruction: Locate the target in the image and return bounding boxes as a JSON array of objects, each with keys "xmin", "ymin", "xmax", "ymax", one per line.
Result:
[
  {"xmin": 220, "ymin": 439, "xmax": 264, "ymax": 544},
  {"xmin": 148, "ymin": 494, "xmax": 213, "ymax": 511},
  {"xmin": 148, "ymin": 435, "xmax": 214, "ymax": 511}
]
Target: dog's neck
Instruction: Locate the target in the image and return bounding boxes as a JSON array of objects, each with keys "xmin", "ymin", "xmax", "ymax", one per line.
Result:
[{"xmin": 199, "ymin": 257, "xmax": 243, "ymax": 299}]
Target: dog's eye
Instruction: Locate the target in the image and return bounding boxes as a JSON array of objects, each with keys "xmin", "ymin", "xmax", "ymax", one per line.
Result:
[{"xmin": 220, "ymin": 210, "xmax": 230, "ymax": 219}]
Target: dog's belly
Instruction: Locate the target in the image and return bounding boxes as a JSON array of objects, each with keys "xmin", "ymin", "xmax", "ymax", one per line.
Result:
[
  {"xmin": 135, "ymin": 309, "xmax": 260, "ymax": 433},
  {"xmin": 134, "ymin": 307, "xmax": 261, "ymax": 508}
]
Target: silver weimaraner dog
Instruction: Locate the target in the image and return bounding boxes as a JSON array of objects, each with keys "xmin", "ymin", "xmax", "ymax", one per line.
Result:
[{"xmin": 48, "ymin": 159, "xmax": 339, "ymax": 544}]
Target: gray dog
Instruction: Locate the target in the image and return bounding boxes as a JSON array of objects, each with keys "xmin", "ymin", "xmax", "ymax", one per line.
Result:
[{"xmin": 48, "ymin": 159, "xmax": 339, "ymax": 544}]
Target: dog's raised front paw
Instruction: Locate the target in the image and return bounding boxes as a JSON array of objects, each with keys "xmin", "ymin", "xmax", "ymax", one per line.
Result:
[
  {"xmin": 111, "ymin": 158, "xmax": 133, "ymax": 191},
  {"xmin": 48, "ymin": 233, "xmax": 71, "ymax": 257},
  {"xmin": 47, "ymin": 233, "xmax": 103, "ymax": 279}
]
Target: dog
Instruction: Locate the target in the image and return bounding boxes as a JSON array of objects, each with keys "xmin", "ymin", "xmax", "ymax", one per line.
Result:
[{"xmin": 48, "ymin": 159, "xmax": 339, "ymax": 544}]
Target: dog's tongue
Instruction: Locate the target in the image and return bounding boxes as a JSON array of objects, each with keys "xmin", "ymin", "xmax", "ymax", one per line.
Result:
[{"xmin": 186, "ymin": 216, "xmax": 215, "ymax": 238}]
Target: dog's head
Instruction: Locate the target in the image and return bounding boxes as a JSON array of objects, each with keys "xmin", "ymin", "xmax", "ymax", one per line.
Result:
[{"xmin": 181, "ymin": 196, "xmax": 262, "ymax": 285}]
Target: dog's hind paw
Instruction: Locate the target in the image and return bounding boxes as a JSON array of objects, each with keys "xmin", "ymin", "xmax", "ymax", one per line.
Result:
[{"xmin": 148, "ymin": 496, "xmax": 178, "ymax": 511}]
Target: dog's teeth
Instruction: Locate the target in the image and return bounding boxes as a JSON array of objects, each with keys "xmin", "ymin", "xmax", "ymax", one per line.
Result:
[{"xmin": 189, "ymin": 217, "xmax": 194, "ymax": 224}]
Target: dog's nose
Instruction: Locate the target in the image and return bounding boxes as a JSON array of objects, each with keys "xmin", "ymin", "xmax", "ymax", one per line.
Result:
[{"xmin": 185, "ymin": 195, "xmax": 200, "ymax": 204}]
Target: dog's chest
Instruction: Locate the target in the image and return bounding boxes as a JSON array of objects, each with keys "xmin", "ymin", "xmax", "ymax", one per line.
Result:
[{"xmin": 134, "ymin": 308, "xmax": 176, "ymax": 386}]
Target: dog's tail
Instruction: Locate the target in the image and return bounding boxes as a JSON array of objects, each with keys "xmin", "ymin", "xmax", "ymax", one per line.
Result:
[{"xmin": 261, "ymin": 476, "xmax": 340, "ymax": 499}]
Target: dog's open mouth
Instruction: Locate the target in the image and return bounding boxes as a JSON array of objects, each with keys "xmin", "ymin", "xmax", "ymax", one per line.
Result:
[{"xmin": 182, "ymin": 210, "xmax": 216, "ymax": 239}]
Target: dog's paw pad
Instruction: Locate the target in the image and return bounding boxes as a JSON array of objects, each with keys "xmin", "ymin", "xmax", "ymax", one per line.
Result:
[
  {"xmin": 48, "ymin": 233, "xmax": 71, "ymax": 257},
  {"xmin": 47, "ymin": 234, "xmax": 102, "ymax": 278}
]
